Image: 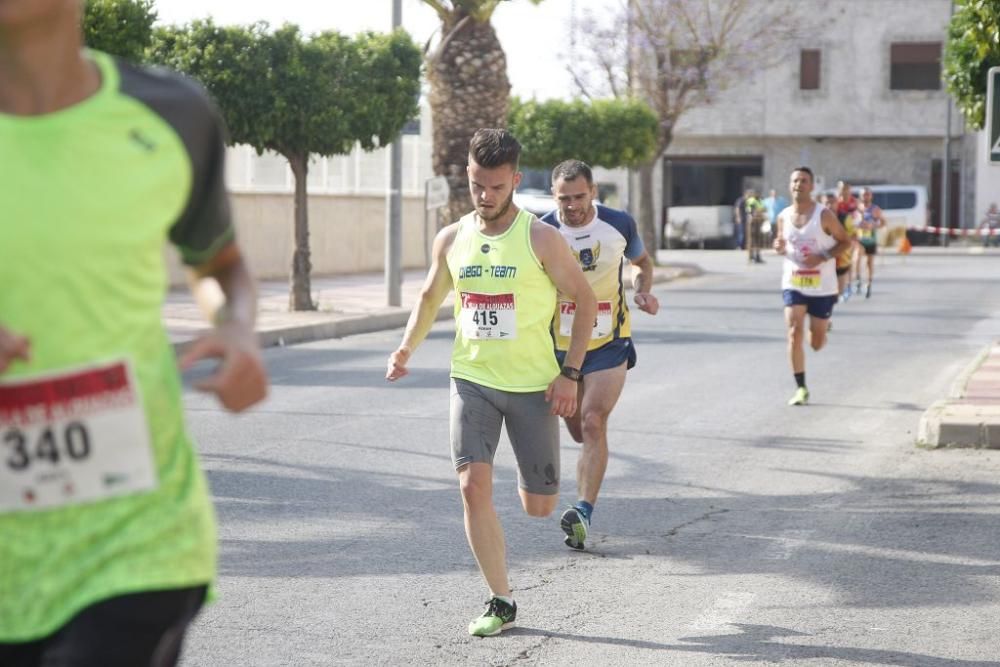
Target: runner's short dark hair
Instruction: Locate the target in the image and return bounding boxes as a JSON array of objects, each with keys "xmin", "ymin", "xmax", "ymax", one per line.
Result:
[
  {"xmin": 551, "ymin": 159, "xmax": 594, "ymax": 185},
  {"xmin": 792, "ymin": 166, "xmax": 814, "ymax": 181},
  {"xmin": 468, "ymin": 129, "xmax": 521, "ymax": 169}
]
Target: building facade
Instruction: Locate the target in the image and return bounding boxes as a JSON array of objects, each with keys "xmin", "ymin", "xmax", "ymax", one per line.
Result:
[{"xmin": 661, "ymin": 0, "xmax": 975, "ymax": 232}]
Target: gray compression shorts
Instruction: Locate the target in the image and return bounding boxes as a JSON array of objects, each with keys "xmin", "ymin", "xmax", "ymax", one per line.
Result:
[{"xmin": 449, "ymin": 378, "xmax": 560, "ymax": 495}]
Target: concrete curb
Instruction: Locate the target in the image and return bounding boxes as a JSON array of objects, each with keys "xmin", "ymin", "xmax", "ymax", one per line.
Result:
[
  {"xmin": 170, "ymin": 264, "xmax": 702, "ymax": 354},
  {"xmin": 917, "ymin": 342, "xmax": 1000, "ymax": 449},
  {"xmin": 947, "ymin": 344, "xmax": 992, "ymax": 400}
]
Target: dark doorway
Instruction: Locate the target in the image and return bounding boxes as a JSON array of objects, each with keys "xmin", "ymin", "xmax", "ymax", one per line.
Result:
[
  {"xmin": 930, "ymin": 158, "xmax": 960, "ymax": 228},
  {"xmin": 663, "ymin": 156, "xmax": 764, "ymax": 208}
]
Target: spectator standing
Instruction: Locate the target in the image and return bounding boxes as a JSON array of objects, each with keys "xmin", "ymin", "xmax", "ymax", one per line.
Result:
[
  {"xmin": 745, "ymin": 190, "xmax": 767, "ymax": 264},
  {"xmin": 733, "ymin": 190, "xmax": 748, "ymax": 250},
  {"xmin": 980, "ymin": 203, "xmax": 1000, "ymax": 248}
]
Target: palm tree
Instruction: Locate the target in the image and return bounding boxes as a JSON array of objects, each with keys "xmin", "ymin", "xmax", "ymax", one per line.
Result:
[{"xmin": 421, "ymin": 0, "xmax": 543, "ymax": 222}]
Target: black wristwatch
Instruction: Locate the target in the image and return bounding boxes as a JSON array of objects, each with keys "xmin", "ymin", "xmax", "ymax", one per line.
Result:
[{"xmin": 560, "ymin": 365, "xmax": 583, "ymax": 382}]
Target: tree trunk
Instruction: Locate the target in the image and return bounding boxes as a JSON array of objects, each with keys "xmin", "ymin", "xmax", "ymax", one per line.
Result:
[
  {"xmin": 638, "ymin": 159, "xmax": 657, "ymax": 265},
  {"xmin": 427, "ymin": 14, "xmax": 511, "ymax": 222},
  {"xmin": 287, "ymin": 152, "xmax": 315, "ymax": 311}
]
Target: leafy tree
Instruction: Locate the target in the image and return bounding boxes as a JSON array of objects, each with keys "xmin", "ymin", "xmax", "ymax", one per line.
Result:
[
  {"xmin": 944, "ymin": 0, "xmax": 1000, "ymax": 130},
  {"xmin": 508, "ymin": 97, "xmax": 658, "ymax": 170},
  {"xmin": 151, "ymin": 22, "xmax": 421, "ymax": 310},
  {"xmin": 569, "ymin": 0, "xmax": 806, "ymax": 257},
  {"xmin": 421, "ymin": 0, "xmax": 543, "ymax": 221},
  {"xmin": 83, "ymin": 0, "xmax": 156, "ymax": 62}
]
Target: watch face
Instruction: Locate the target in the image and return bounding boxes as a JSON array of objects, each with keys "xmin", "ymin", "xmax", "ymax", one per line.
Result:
[{"xmin": 562, "ymin": 367, "xmax": 581, "ymax": 381}]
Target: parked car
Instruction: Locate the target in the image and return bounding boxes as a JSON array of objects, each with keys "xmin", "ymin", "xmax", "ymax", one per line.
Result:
[
  {"xmin": 661, "ymin": 206, "xmax": 736, "ymax": 249},
  {"xmin": 512, "ymin": 188, "xmax": 556, "ymax": 217}
]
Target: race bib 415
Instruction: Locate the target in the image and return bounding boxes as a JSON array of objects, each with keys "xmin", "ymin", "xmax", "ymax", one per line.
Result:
[{"xmin": 459, "ymin": 292, "xmax": 517, "ymax": 340}]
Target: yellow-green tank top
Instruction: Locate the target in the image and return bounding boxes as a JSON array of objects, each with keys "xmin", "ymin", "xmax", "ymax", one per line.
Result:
[{"xmin": 446, "ymin": 210, "xmax": 559, "ymax": 391}]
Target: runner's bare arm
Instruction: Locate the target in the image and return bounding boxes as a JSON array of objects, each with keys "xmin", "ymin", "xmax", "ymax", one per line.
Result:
[
  {"xmin": 386, "ymin": 224, "xmax": 458, "ymax": 381},
  {"xmin": 0, "ymin": 325, "xmax": 31, "ymax": 376},
  {"xmin": 179, "ymin": 241, "xmax": 268, "ymax": 412},
  {"xmin": 531, "ymin": 221, "xmax": 596, "ymax": 417},
  {"xmin": 630, "ymin": 251, "xmax": 660, "ymax": 315}
]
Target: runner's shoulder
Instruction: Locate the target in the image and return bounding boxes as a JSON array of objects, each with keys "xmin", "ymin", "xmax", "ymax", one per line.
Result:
[
  {"xmin": 538, "ymin": 209, "xmax": 560, "ymax": 228},
  {"xmin": 112, "ymin": 55, "xmax": 220, "ymax": 129},
  {"xmin": 594, "ymin": 204, "xmax": 638, "ymax": 238},
  {"xmin": 435, "ymin": 221, "xmax": 461, "ymax": 254},
  {"xmin": 528, "ymin": 214, "xmax": 565, "ymax": 249}
]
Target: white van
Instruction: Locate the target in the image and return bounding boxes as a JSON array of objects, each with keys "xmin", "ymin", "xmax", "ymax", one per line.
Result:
[
  {"xmin": 824, "ymin": 184, "xmax": 929, "ymax": 245},
  {"xmin": 864, "ymin": 185, "xmax": 929, "ymax": 243}
]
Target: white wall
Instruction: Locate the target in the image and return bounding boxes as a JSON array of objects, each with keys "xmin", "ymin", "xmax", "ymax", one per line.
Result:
[{"xmin": 166, "ymin": 192, "xmax": 438, "ymax": 286}]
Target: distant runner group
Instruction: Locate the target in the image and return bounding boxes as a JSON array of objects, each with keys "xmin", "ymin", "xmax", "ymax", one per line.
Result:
[{"xmin": 386, "ymin": 130, "xmax": 886, "ymax": 636}]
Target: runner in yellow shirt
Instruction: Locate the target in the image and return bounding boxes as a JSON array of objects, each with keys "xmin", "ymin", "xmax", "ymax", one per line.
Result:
[
  {"xmin": 0, "ymin": 3, "xmax": 268, "ymax": 664},
  {"xmin": 386, "ymin": 129, "xmax": 596, "ymax": 637}
]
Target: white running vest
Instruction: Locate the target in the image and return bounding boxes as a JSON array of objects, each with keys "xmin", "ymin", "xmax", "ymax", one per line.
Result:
[{"xmin": 780, "ymin": 203, "xmax": 838, "ymax": 296}]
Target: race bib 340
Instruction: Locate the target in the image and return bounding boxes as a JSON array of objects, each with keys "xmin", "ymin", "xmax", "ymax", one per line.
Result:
[{"xmin": 0, "ymin": 359, "xmax": 158, "ymax": 513}]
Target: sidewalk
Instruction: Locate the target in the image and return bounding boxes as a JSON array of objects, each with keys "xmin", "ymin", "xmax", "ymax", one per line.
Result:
[
  {"xmin": 919, "ymin": 342, "xmax": 1000, "ymax": 448},
  {"xmin": 164, "ymin": 264, "xmax": 703, "ymax": 352}
]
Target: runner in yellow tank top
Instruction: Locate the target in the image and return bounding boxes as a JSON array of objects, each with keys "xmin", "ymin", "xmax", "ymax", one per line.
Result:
[{"xmin": 386, "ymin": 129, "xmax": 596, "ymax": 637}]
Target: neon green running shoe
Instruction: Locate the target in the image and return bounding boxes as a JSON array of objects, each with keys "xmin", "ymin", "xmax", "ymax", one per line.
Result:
[
  {"xmin": 788, "ymin": 387, "xmax": 809, "ymax": 406},
  {"xmin": 560, "ymin": 506, "xmax": 590, "ymax": 550},
  {"xmin": 468, "ymin": 597, "xmax": 517, "ymax": 637}
]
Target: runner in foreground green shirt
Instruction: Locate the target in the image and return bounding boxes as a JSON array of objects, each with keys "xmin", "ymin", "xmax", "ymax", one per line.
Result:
[{"xmin": 0, "ymin": 2, "xmax": 268, "ymax": 665}]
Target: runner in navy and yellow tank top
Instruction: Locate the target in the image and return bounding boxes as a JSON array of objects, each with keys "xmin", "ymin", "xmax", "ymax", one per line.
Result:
[
  {"xmin": 853, "ymin": 187, "xmax": 886, "ymax": 298},
  {"xmin": 386, "ymin": 130, "xmax": 596, "ymax": 638},
  {"xmin": 539, "ymin": 160, "xmax": 659, "ymax": 551}
]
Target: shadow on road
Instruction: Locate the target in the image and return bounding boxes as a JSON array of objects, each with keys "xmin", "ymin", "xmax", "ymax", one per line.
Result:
[{"xmin": 509, "ymin": 623, "xmax": 1000, "ymax": 666}]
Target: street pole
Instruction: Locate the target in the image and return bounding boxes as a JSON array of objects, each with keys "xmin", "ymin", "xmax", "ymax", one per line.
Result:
[
  {"xmin": 386, "ymin": 0, "xmax": 403, "ymax": 306},
  {"xmin": 940, "ymin": 0, "xmax": 955, "ymax": 247}
]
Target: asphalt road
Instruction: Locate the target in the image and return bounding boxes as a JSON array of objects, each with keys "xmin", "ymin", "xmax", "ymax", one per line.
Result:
[{"xmin": 179, "ymin": 248, "xmax": 1000, "ymax": 667}]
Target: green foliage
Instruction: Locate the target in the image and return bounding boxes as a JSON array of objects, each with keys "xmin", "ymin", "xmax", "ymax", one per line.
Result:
[
  {"xmin": 149, "ymin": 21, "xmax": 422, "ymax": 159},
  {"xmin": 509, "ymin": 97, "xmax": 658, "ymax": 169},
  {"xmin": 944, "ymin": 0, "xmax": 1000, "ymax": 130},
  {"xmin": 83, "ymin": 0, "xmax": 156, "ymax": 62}
]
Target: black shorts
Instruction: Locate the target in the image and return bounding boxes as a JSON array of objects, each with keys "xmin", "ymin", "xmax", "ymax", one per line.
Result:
[
  {"xmin": 836, "ymin": 266, "xmax": 850, "ymax": 276},
  {"xmin": 0, "ymin": 586, "xmax": 206, "ymax": 667},
  {"xmin": 555, "ymin": 337, "xmax": 636, "ymax": 375},
  {"xmin": 859, "ymin": 241, "xmax": 877, "ymax": 256},
  {"xmin": 782, "ymin": 290, "xmax": 836, "ymax": 320}
]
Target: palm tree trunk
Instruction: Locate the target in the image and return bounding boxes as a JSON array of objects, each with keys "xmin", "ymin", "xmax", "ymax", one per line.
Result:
[
  {"xmin": 427, "ymin": 14, "xmax": 511, "ymax": 222},
  {"xmin": 287, "ymin": 152, "xmax": 315, "ymax": 311}
]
